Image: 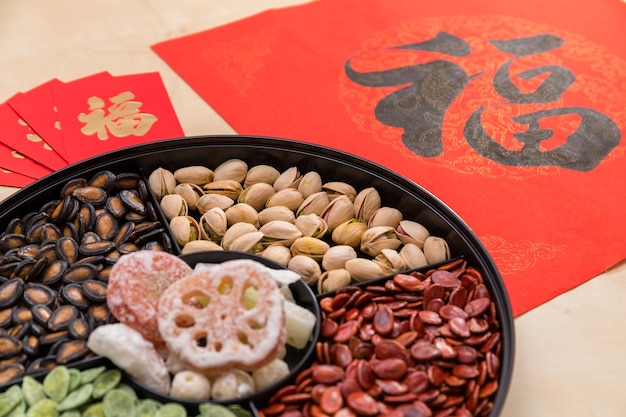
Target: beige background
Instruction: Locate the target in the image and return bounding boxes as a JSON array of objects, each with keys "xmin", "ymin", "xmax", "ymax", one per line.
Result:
[{"xmin": 1, "ymin": 1, "xmax": 625, "ymax": 415}]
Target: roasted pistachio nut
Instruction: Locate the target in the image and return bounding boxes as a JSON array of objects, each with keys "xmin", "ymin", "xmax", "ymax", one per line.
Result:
[
  {"xmin": 266, "ymin": 188, "xmax": 304, "ymax": 212},
  {"xmin": 399, "ymin": 243, "xmax": 429, "ymax": 269},
  {"xmin": 288, "ymin": 255, "xmax": 321, "ymax": 285},
  {"xmin": 322, "ymin": 245, "xmax": 357, "ymax": 271},
  {"xmin": 173, "ymin": 166, "xmax": 214, "ymax": 185},
  {"xmin": 180, "ymin": 239, "xmax": 223, "ymax": 255},
  {"xmin": 321, "ymin": 195, "xmax": 355, "ymax": 232},
  {"xmin": 331, "ymin": 218, "xmax": 367, "ymax": 247},
  {"xmin": 244, "ymin": 164, "xmax": 281, "ymax": 188},
  {"xmin": 228, "ymin": 231, "xmax": 265, "ymax": 254},
  {"xmin": 202, "ymin": 180, "xmax": 243, "ymax": 200},
  {"xmin": 225, "ymin": 203, "xmax": 260, "ymax": 228},
  {"xmin": 297, "ymin": 171, "xmax": 323, "ymax": 198},
  {"xmin": 148, "ymin": 168, "xmax": 176, "ymax": 199},
  {"xmin": 199, "ymin": 207, "xmax": 228, "ymax": 241},
  {"xmin": 169, "ymin": 215, "xmax": 201, "ymax": 247},
  {"xmin": 294, "ymin": 214, "xmax": 328, "ymax": 239},
  {"xmin": 360, "ymin": 225, "xmax": 402, "ymax": 257},
  {"xmin": 396, "ymin": 220, "xmax": 430, "ymax": 248},
  {"xmin": 374, "ymin": 248, "xmax": 406, "ymax": 272},
  {"xmin": 258, "ymin": 206, "xmax": 296, "ymax": 225},
  {"xmin": 322, "ymin": 181, "xmax": 357, "ymax": 202},
  {"xmin": 354, "ymin": 187, "xmax": 382, "ymax": 223},
  {"xmin": 173, "ymin": 183, "xmax": 204, "ymax": 211},
  {"xmin": 261, "ymin": 245, "xmax": 292, "ymax": 267},
  {"xmin": 423, "ymin": 236, "xmax": 451, "ymax": 264},
  {"xmin": 297, "ymin": 191, "xmax": 330, "ymax": 217},
  {"xmin": 220, "ymin": 222, "xmax": 258, "ymax": 250},
  {"xmin": 345, "ymin": 258, "xmax": 392, "ymax": 282},
  {"xmin": 368, "ymin": 206, "xmax": 403, "ymax": 229},
  {"xmin": 213, "ymin": 158, "xmax": 248, "ymax": 183},
  {"xmin": 259, "ymin": 220, "xmax": 303, "ymax": 247},
  {"xmin": 196, "ymin": 193, "xmax": 234, "ymax": 214},
  {"xmin": 290, "ymin": 236, "xmax": 330, "ymax": 261},
  {"xmin": 238, "ymin": 183, "xmax": 276, "ymax": 211},
  {"xmin": 160, "ymin": 194, "xmax": 188, "ymax": 221},
  {"xmin": 273, "ymin": 166, "xmax": 302, "ymax": 191},
  {"xmin": 318, "ymin": 268, "xmax": 351, "ymax": 293}
]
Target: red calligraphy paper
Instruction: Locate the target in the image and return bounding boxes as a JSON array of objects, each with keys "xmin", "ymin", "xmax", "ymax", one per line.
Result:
[
  {"xmin": 0, "ymin": 102, "xmax": 68, "ymax": 171},
  {"xmin": 152, "ymin": 0, "xmax": 626, "ymax": 316},
  {"xmin": 52, "ymin": 72, "xmax": 184, "ymax": 164}
]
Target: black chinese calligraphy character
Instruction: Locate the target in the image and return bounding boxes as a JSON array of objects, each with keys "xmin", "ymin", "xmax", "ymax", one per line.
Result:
[{"xmin": 345, "ymin": 32, "xmax": 475, "ymax": 157}]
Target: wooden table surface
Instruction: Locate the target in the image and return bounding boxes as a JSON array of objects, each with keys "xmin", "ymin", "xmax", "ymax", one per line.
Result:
[{"xmin": 1, "ymin": 1, "xmax": 625, "ymax": 415}]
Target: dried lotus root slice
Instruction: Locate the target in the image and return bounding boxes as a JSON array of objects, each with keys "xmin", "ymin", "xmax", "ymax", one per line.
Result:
[
  {"xmin": 158, "ymin": 259, "xmax": 286, "ymax": 373},
  {"xmin": 107, "ymin": 250, "xmax": 193, "ymax": 349}
]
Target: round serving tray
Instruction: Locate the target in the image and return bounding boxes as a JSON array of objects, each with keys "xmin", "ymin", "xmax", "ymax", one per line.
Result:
[{"xmin": 0, "ymin": 135, "xmax": 514, "ymax": 417}]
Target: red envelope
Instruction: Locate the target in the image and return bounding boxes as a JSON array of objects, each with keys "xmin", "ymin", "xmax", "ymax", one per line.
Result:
[
  {"xmin": 52, "ymin": 72, "xmax": 184, "ymax": 164},
  {"xmin": 152, "ymin": 0, "xmax": 626, "ymax": 316},
  {"xmin": 0, "ymin": 168, "xmax": 38, "ymax": 188},
  {"xmin": 0, "ymin": 141, "xmax": 52, "ymax": 180},
  {"xmin": 0, "ymin": 102, "xmax": 68, "ymax": 171},
  {"xmin": 8, "ymin": 79, "xmax": 69, "ymax": 163}
]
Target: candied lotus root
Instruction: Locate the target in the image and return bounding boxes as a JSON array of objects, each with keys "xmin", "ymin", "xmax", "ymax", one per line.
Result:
[
  {"xmin": 158, "ymin": 259, "xmax": 286, "ymax": 373},
  {"xmin": 106, "ymin": 251, "xmax": 193, "ymax": 349}
]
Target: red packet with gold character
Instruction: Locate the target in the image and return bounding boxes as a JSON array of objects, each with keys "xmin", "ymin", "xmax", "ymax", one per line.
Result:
[
  {"xmin": 152, "ymin": 0, "xmax": 626, "ymax": 316},
  {"xmin": 0, "ymin": 168, "xmax": 38, "ymax": 187},
  {"xmin": 0, "ymin": 102, "xmax": 68, "ymax": 171},
  {"xmin": 8, "ymin": 79, "xmax": 69, "ymax": 163},
  {"xmin": 0, "ymin": 141, "xmax": 52, "ymax": 180},
  {"xmin": 52, "ymin": 72, "xmax": 184, "ymax": 164}
]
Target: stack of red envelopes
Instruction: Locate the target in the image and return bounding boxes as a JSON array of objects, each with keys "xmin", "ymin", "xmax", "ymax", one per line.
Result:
[{"xmin": 0, "ymin": 71, "xmax": 184, "ymax": 187}]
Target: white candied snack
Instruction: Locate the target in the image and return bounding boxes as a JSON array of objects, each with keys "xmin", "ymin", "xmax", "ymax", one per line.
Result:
[
  {"xmin": 194, "ymin": 259, "xmax": 301, "ymax": 287},
  {"xmin": 252, "ymin": 359, "xmax": 290, "ymax": 391},
  {"xmin": 170, "ymin": 370, "xmax": 212, "ymax": 401},
  {"xmin": 284, "ymin": 299, "xmax": 317, "ymax": 349},
  {"xmin": 87, "ymin": 323, "xmax": 170, "ymax": 395},
  {"xmin": 211, "ymin": 369, "xmax": 256, "ymax": 401}
]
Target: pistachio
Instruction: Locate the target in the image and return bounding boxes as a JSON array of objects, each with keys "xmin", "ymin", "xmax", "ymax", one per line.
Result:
[
  {"xmin": 368, "ymin": 206, "xmax": 403, "ymax": 229},
  {"xmin": 273, "ymin": 166, "xmax": 302, "ymax": 191},
  {"xmin": 261, "ymin": 245, "xmax": 292, "ymax": 267},
  {"xmin": 228, "ymin": 231, "xmax": 265, "ymax": 254},
  {"xmin": 213, "ymin": 158, "xmax": 248, "ymax": 182},
  {"xmin": 225, "ymin": 203, "xmax": 260, "ymax": 228},
  {"xmin": 399, "ymin": 243, "xmax": 429, "ymax": 269},
  {"xmin": 266, "ymin": 188, "xmax": 304, "ymax": 212},
  {"xmin": 169, "ymin": 215, "xmax": 201, "ymax": 247},
  {"xmin": 321, "ymin": 195, "xmax": 355, "ymax": 232},
  {"xmin": 181, "ymin": 240, "xmax": 223, "ymax": 255},
  {"xmin": 354, "ymin": 187, "xmax": 381, "ymax": 222},
  {"xmin": 244, "ymin": 164, "xmax": 281, "ymax": 188},
  {"xmin": 287, "ymin": 255, "xmax": 321, "ymax": 285},
  {"xmin": 259, "ymin": 220, "xmax": 303, "ymax": 247},
  {"xmin": 297, "ymin": 191, "xmax": 330, "ymax": 217},
  {"xmin": 318, "ymin": 268, "xmax": 351, "ymax": 293},
  {"xmin": 174, "ymin": 183, "xmax": 204, "ymax": 211},
  {"xmin": 331, "ymin": 218, "xmax": 367, "ymax": 247},
  {"xmin": 148, "ymin": 167, "xmax": 176, "ymax": 200},
  {"xmin": 360, "ymin": 225, "xmax": 402, "ymax": 257},
  {"xmin": 374, "ymin": 248, "xmax": 406, "ymax": 272},
  {"xmin": 294, "ymin": 214, "xmax": 328, "ymax": 239},
  {"xmin": 173, "ymin": 166, "xmax": 214, "ymax": 185},
  {"xmin": 396, "ymin": 220, "xmax": 430, "ymax": 248},
  {"xmin": 290, "ymin": 237, "xmax": 330, "ymax": 261},
  {"xmin": 297, "ymin": 171, "xmax": 323, "ymax": 198},
  {"xmin": 160, "ymin": 194, "xmax": 188, "ymax": 221},
  {"xmin": 322, "ymin": 181, "xmax": 357, "ymax": 202},
  {"xmin": 258, "ymin": 206, "xmax": 296, "ymax": 225},
  {"xmin": 423, "ymin": 236, "xmax": 451, "ymax": 264},
  {"xmin": 345, "ymin": 258, "xmax": 392, "ymax": 282},
  {"xmin": 199, "ymin": 207, "xmax": 228, "ymax": 241},
  {"xmin": 238, "ymin": 183, "xmax": 275, "ymax": 211},
  {"xmin": 196, "ymin": 193, "xmax": 234, "ymax": 214},
  {"xmin": 322, "ymin": 245, "xmax": 357, "ymax": 271},
  {"xmin": 220, "ymin": 222, "xmax": 258, "ymax": 250},
  {"xmin": 202, "ymin": 180, "xmax": 243, "ymax": 200}
]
